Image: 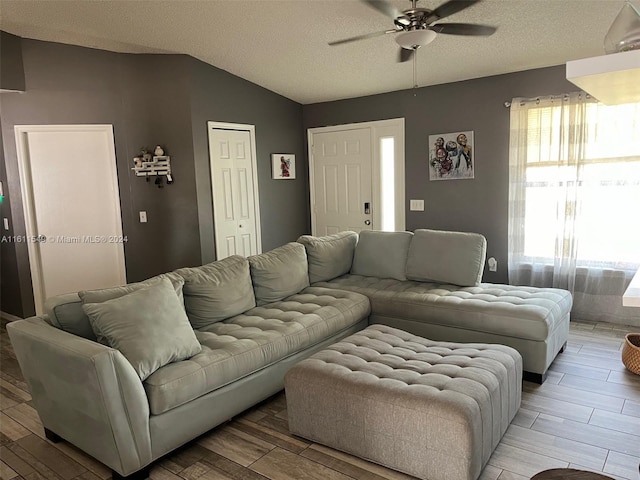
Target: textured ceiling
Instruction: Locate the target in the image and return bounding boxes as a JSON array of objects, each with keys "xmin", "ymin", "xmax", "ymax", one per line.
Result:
[{"xmin": 0, "ymin": 0, "xmax": 628, "ymax": 104}]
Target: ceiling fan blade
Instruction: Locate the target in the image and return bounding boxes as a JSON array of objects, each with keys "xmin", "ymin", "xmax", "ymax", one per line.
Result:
[
  {"xmin": 399, "ymin": 47, "xmax": 414, "ymax": 63},
  {"xmin": 429, "ymin": 23, "xmax": 496, "ymax": 36},
  {"xmin": 329, "ymin": 29, "xmax": 397, "ymax": 46},
  {"xmin": 361, "ymin": 0, "xmax": 402, "ymax": 19},
  {"xmin": 426, "ymin": 0, "xmax": 481, "ymax": 23}
]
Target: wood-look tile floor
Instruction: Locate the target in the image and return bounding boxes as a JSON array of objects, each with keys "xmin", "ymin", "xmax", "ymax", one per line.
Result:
[{"xmin": 1, "ymin": 317, "xmax": 639, "ymax": 480}]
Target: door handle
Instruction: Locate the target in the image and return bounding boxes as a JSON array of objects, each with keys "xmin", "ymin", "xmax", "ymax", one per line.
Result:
[{"xmin": 364, "ymin": 220, "xmax": 371, "ymax": 226}]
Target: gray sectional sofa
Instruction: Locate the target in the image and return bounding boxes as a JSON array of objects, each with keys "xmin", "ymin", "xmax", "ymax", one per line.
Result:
[{"xmin": 7, "ymin": 228, "xmax": 572, "ymax": 479}]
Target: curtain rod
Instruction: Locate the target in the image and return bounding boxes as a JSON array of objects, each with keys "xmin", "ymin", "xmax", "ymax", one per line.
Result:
[{"xmin": 503, "ymin": 92, "xmax": 590, "ymax": 108}]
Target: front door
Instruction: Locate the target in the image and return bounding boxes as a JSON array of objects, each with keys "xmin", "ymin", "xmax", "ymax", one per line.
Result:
[
  {"xmin": 15, "ymin": 125, "xmax": 126, "ymax": 314},
  {"xmin": 208, "ymin": 124, "xmax": 261, "ymax": 259},
  {"xmin": 310, "ymin": 128, "xmax": 373, "ymax": 235}
]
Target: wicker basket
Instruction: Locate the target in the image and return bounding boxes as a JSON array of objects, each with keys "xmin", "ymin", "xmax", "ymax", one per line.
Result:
[{"xmin": 622, "ymin": 333, "xmax": 640, "ymax": 375}]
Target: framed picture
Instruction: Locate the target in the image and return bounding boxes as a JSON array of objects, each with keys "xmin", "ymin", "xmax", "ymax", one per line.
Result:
[
  {"xmin": 272, "ymin": 154, "xmax": 295, "ymax": 180},
  {"xmin": 428, "ymin": 131, "xmax": 474, "ymax": 181}
]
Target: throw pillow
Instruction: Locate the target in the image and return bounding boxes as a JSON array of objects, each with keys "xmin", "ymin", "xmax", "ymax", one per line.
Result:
[
  {"xmin": 406, "ymin": 229, "xmax": 487, "ymax": 286},
  {"xmin": 79, "ymin": 271, "xmax": 185, "ymax": 304},
  {"xmin": 249, "ymin": 242, "xmax": 309, "ymax": 305},
  {"xmin": 82, "ymin": 278, "xmax": 201, "ymax": 380},
  {"xmin": 351, "ymin": 230, "xmax": 413, "ymax": 281},
  {"xmin": 174, "ymin": 255, "xmax": 256, "ymax": 329},
  {"xmin": 297, "ymin": 231, "xmax": 358, "ymax": 283},
  {"xmin": 79, "ymin": 272, "xmax": 186, "ymax": 344}
]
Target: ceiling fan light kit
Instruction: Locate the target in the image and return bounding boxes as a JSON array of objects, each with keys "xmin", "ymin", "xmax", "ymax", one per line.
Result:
[{"xmin": 395, "ymin": 29, "xmax": 437, "ymax": 49}]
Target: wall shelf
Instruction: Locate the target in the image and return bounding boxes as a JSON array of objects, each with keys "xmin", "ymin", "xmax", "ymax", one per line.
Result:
[{"xmin": 132, "ymin": 156, "xmax": 171, "ymax": 177}]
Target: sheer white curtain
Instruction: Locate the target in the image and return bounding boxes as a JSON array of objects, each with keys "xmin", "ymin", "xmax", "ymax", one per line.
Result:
[{"xmin": 508, "ymin": 93, "xmax": 640, "ymax": 326}]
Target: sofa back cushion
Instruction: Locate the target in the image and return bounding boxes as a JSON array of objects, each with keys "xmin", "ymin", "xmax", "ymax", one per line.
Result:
[
  {"xmin": 44, "ymin": 294, "xmax": 95, "ymax": 340},
  {"xmin": 297, "ymin": 231, "xmax": 358, "ymax": 283},
  {"xmin": 406, "ymin": 229, "xmax": 487, "ymax": 286},
  {"xmin": 249, "ymin": 242, "xmax": 309, "ymax": 305},
  {"xmin": 175, "ymin": 256, "xmax": 255, "ymax": 329},
  {"xmin": 351, "ymin": 230, "xmax": 413, "ymax": 281}
]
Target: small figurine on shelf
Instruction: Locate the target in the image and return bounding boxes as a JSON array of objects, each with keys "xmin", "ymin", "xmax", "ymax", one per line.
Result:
[
  {"xmin": 154, "ymin": 145, "xmax": 165, "ymax": 156},
  {"xmin": 141, "ymin": 148, "xmax": 152, "ymax": 162},
  {"xmin": 133, "ymin": 156, "xmax": 142, "ymax": 168}
]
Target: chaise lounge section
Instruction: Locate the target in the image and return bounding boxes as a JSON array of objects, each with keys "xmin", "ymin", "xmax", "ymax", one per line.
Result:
[{"xmin": 303, "ymin": 228, "xmax": 572, "ymax": 383}]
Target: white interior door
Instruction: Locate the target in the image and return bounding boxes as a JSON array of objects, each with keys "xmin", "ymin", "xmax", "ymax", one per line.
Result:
[
  {"xmin": 15, "ymin": 125, "xmax": 126, "ymax": 314},
  {"xmin": 208, "ymin": 123, "xmax": 261, "ymax": 259},
  {"xmin": 310, "ymin": 128, "xmax": 373, "ymax": 235}
]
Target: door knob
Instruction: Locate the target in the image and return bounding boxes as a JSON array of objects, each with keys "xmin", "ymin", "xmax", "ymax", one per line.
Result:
[{"xmin": 364, "ymin": 220, "xmax": 371, "ymax": 226}]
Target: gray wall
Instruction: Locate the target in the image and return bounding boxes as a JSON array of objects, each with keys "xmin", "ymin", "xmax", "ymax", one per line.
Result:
[
  {"xmin": 188, "ymin": 58, "xmax": 307, "ymax": 262},
  {"xmin": 0, "ymin": 36, "xmax": 307, "ymax": 317},
  {"xmin": 0, "ymin": 113, "xmax": 28, "ymax": 316},
  {"xmin": 117, "ymin": 54, "xmax": 201, "ymax": 279},
  {"xmin": 302, "ymin": 65, "xmax": 577, "ymax": 283},
  {"xmin": 0, "ymin": 31, "xmax": 25, "ymax": 91},
  {"xmin": 0, "ymin": 33, "xmax": 577, "ymax": 317}
]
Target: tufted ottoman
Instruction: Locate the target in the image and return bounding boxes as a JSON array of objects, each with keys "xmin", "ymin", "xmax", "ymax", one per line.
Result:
[{"xmin": 284, "ymin": 324, "xmax": 522, "ymax": 480}]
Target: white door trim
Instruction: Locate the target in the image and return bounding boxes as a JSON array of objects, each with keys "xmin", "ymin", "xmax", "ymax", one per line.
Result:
[
  {"xmin": 14, "ymin": 124, "xmax": 126, "ymax": 314},
  {"xmin": 308, "ymin": 118, "xmax": 405, "ymax": 235},
  {"xmin": 207, "ymin": 121, "xmax": 262, "ymax": 256}
]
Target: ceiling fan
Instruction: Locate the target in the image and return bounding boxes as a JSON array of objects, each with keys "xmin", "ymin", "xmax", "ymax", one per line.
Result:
[{"xmin": 329, "ymin": 0, "xmax": 496, "ymax": 63}]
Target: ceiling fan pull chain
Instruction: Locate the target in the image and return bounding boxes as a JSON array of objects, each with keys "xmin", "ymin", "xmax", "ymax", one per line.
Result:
[{"xmin": 413, "ymin": 48, "xmax": 418, "ymax": 94}]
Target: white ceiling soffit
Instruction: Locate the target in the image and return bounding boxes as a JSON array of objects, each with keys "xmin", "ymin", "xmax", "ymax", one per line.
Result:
[
  {"xmin": 567, "ymin": 49, "xmax": 640, "ymax": 105},
  {"xmin": 0, "ymin": 0, "xmax": 628, "ymax": 105}
]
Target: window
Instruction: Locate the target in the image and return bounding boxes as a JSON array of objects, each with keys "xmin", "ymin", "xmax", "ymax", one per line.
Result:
[{"xmin": 513, "ymin": 97, "xmax": 640, "ymax": 269}]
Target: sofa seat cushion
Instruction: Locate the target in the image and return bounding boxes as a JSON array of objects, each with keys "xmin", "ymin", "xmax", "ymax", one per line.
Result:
[
  {"xmin": 316, "ymin": 275, "xmax": 572, "ymax": 342},
  {"xmin": 143, "ymin": 287, "xmax": 371, "ymax": 415}
]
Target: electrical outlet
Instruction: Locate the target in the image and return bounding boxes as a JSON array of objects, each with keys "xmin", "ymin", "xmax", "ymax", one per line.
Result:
[
  {"xmin": 488, "ymin": 257, "xmax": 498, "ymax": 272},
  {"xmin": 139, "ymin": 211, "xmax": 147, "ymax": 223},
  {"xmin": 409, "ymin": 199, "xmax": 425, "ymax": 211}
]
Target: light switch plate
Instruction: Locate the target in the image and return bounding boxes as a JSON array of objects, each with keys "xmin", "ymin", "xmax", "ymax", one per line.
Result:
[
  {"xmin": 139, "ymin": 211, "xmax": 147, "ymax": 223},
  {"xmin": 409, "ymin": 199, "xmax": 425, "ymax": 211}
]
